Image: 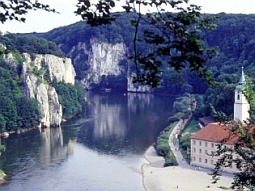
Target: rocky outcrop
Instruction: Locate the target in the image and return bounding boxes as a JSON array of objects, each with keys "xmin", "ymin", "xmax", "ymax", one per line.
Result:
[
  {"xmin": 22, "ymin": 53, "xmax": 75, "ymax": 85},
  {"xmin": 127, "ymin": 74, "xmax": 151, "ymax": 92},
  {"xmin": 20, "ymin": 53, "xmax": 76, "ymax": 127},
  {"xmin": 68, "ymin": 38, "xmax": 149, "ymax": 92},
  {"xmin": 0, "ymin": 169, "xmax": 7, "ymax": 185},
  {"xmin": 70, "ymin": 39, "xmax": 126, "ymax": 89}
]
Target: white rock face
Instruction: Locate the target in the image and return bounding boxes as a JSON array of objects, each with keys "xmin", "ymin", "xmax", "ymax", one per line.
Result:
[
  {"xmin": 69, "ymin": 39, "xmax": 150, "ymax": 92},
  {"xmin": 20, "ymin": 53, "xmax": 76, "ymax": 127},
  {"xmin": 127, "ymin": 74, "xmax": 151, "ymax": 92},
  {"xmin": 2, "ymin": 53, "xmax": 19, "ymax": 72},
  {"xmin": 23, "ymin": 53, "xmax": 76, "ymax": 85},
  {"xmin": 80, "ymin": 39, "xmax": 126, "ymax": 88}
]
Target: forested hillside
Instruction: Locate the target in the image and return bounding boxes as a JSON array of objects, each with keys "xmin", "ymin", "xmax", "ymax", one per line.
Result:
[
  {"xmin": 0, "ymin": 33, "xmax": 64, "ymax": 57},
  {"xmin": 0, "ymin": 35, "xmax": 85, "ymax": 132},
  {"xmin": 202, "ymin": 14, "xmax": 255, "ymax": 117},
  {"xmin": 0, "ymin": 56, "xmax": 41, "ymax": 132},
  {"xmin": 24, "ymin": 13, "xmax": 255, "ymax": 97},
  {"xmin": 6, "ymin": 13, "xmax": 255, "ymax": 117}
]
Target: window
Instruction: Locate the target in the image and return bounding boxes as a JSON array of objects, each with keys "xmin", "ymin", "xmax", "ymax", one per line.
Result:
[
  {"xmin": 193, "ymin": 148, "xmax": 196, "ymax": 153},
  {"xmin": 193, "ymin": 140, "xmax": 196, "ymax": 145},
  {"xmin": 199, "ymin": 149, "xmax": 202, "ymax": 153},
  {"xmin": 205, "ymin": 159, "xmax": 207, "ymax": 163},
  {"xmin": 211, "ymin": 143, "xmax": 214, "ymax": 148},
  {"xmin": 237, "ymin": 94, "xmax": 240, "ymax": 100},
  {"xmin": 205, "ymin": 150, "xmax": 207, "ymax": 154},
  {"xmin": 193, "ymin": 157, "xmax": 196, "ymax": 161},
  {"xmin": 199, "ymin": 141, "xmax": 202, "ymax": 146},
  {"xmin": 211, "ymin": 160, "xmax": 214, "ymax": 165},
  {"xmin": 199, "ymin": 158, "xmax": 201, "ymax": 162},
  {"xmin": 205, "ymin": 142, "xmax": 208, "ymax": 147}
]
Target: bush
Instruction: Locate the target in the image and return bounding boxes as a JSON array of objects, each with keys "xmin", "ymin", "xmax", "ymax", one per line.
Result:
[
  {"xmin": 168, "ymin": 116, "xmax": 180, "ymax": 123},
  {"xmin": 164, "ymin": 151, "xmax": 178, "ymax": 167},
  {"xmin": 54, "ymin": 81, "xmax": 85, "ymax": 118},
  {"xmin": 156, "ymin": 142, "xmax": 170, "ymax": 156},
  {"xmin": 0, "ymin": 144, "xmax": 6, "ymax": 152},
  {"xmin": 180, "ymin": 134, "xmax": 191, "ymax": 150},
  {"xmin": 155, "ymin": 122, "xmax": 178, "ymax": 166}
]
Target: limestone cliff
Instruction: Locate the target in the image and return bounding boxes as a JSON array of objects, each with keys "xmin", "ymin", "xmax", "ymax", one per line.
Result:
[
  {"xmin": 20, "ymin": 53, "xmax": 76, "ymax": 127},
  {"xmin": 68, "ymin": 38, "xmax": 150, "ymax": 92}
]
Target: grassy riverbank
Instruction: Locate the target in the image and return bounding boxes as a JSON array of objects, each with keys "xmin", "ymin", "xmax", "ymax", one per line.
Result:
[{"xmin": 155, "ymin": 122, "xmax": 178, "ymax": 167}]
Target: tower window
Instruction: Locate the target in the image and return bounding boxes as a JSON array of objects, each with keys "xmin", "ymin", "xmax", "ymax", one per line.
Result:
[{"xmin": 237, "ymin": 94, "xmax": 240, "ymax": 100}]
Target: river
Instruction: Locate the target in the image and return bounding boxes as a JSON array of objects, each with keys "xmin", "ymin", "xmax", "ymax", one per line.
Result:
[{"xmin": 0, "ymin": 92, "xmax": 175, "ymax": 191}]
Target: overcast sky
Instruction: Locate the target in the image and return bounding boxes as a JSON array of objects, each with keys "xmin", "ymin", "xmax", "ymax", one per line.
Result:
[{"xmin": 1, "ymin": 0, "xmax": 255, "ymax": 33}]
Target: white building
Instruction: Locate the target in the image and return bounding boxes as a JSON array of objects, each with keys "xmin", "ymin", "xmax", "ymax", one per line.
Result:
[
  {"xmin": 190, "ymin": 67, "xmax": 250, "ymax": 172},
  {"xmin": 234, "ymin": 67, "xmax": 250, "ymax": 122}
]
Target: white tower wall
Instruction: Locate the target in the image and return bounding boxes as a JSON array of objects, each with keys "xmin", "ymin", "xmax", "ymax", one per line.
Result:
[{"xmin": 233, "ymin": 67, "xmax": 250, "ymax": 122}]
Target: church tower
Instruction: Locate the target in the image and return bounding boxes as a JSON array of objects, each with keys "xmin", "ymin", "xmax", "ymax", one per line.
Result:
[{"xmin": 234, "ymin": 67, "xmax": 250, "ymax": 122}]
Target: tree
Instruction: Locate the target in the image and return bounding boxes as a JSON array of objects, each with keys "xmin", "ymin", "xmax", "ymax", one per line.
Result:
[
  {"xmin": 1, "ymin": 0, "xmax": 217, "ymax": 86},
  {"xmin": 181, "ymin": 83, "xmax": 193, "ymax": 94},
  {"xmin": 0, "ymin": 0, "xmax": 57, "ymax": 23},
  {"xmin": 211, "ymin": 78, "xmax": 255, "ymax": 191},
  {"xmin": 211, "ymin": 119, "xmax": 255, "ymax": 191},
  {"xmin": 75, "ymin": 0, "xmax": 218, "ymax": 86},
  {"xmin": 15, "ymin": 97, "xmax": 41, "ymax": 129},
  {"xmin": 0, "ymin": 96, "xmax": 18, "ymax": 131}
]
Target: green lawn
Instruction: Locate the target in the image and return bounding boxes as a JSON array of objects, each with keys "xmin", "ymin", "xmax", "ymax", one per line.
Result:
[{"xmin": 182, "ymin": 118, "xmax": 200, "ymax": 135}]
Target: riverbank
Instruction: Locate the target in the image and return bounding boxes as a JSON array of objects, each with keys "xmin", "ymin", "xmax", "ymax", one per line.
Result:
[
  {"xmin": 0, "ymin": 170, "xmax": 7, "ymax": 185},
  {"xmin": 0, "ymin": 126, "xmax": 42, "ymax": 138},
  {"xmin": 142, "ymin": 118, "xmax": 234, "ymax": 191},
  {"xmin": 142, "ymin": 146, "xmax": 234, "ymax": 191}
]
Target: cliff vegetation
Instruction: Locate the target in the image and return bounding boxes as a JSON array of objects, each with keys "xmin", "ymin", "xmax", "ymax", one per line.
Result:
[
  {"xmin": 18, "ymin": 13, "xmax": 255, "ymax": 99},
  {"xmin": 0, "ymin": 34, "xmax": 85, "ymax": 132}
]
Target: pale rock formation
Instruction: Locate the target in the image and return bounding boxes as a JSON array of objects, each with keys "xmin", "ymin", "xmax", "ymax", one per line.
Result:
[
  {"xmin": 68, "ymin": 39, "xmax": 150, "ymax": 92},
  {"xmin": 23, "ymin": 53, "xmax": 75, "ymax": 85},
  {"xmin": 2, "ymin": 53, "xmax": 19, "ymax": 72},
  {"xmin": 80, "ymin": 39, "xmax": 126, "ymax": 88},
  {"xmin": 127, "ymin": 74, "xmax": 151, "ymax": 92},
  {"xmin": 20, "ymin": 53, "xmax": 76, "ymax": 127}
]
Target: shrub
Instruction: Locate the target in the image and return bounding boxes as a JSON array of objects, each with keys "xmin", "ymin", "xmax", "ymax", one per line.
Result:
[
  {"xmin": 164, "ymin": 151, "xmax": 178, "ymax": 167},
  {"xmin": 168, "ymin": 116, "xmax": 179, "ymax": 123},
  {"xmin": 180, "ymin": 134, "xmax": 191, "ymax": 150},
  {"xmin": 156, "ymin": 142, "xmax": 170, "ymax": 156}
]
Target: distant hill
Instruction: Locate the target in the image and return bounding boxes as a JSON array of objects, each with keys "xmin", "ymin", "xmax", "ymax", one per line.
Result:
[{"xmin": 5, "ymin": 13, "xmax": 255, "ymax": 95}]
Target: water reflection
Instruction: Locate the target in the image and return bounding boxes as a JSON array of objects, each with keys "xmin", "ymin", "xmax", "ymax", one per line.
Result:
[
  {"xmin": 84, "ymin": 92, "xmax": 128, "ymax": 140},
  {"xmin": 127, "ymin": 92, "xmax": 154, "ymax": 113},
  {"xmin": 0, "ymin": 126, "xmax": 74, "ymax": 180},
  {"xmin": 40, "ymin": 127, "xmax": 74, "ymax": 165},
  {"xmin": 75, "ymin": 92, "xmax": 175, "ymax": 155},
  {"xmin": 0, "ymin": 92, "xmax": 176, "ymax": 191}
]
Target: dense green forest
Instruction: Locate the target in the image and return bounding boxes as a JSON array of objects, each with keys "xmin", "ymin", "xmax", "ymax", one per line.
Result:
[
  {"xmin": 3, "ymin": 13, "xmax": 255, "ymax": 119},
  {"xmin": 29, "ymin": 13, "xmax": 255, "ymax": 118},
  {"xmin": 0, "ymin": 35, "xmax": 85, "ymax": 132},
  {"xmin": 0, "ymin": 57, "xmax": 41, "ymax": 132},
  {"xmin": 22, "ymin": 12, "xmax": 208, "ymax": 95},
  {"xmin": 0, "ymin": 32, "xmax": 64, "ymax": 57},
  {"xmin": 54, "ymin": 81, "xmax": 85, "ymax": 118}
]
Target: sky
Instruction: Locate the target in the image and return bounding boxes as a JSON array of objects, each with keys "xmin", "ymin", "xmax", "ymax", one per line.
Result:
[{"xmin": 1, "ymin": 0, "xmax": 255, "ymax": 34}]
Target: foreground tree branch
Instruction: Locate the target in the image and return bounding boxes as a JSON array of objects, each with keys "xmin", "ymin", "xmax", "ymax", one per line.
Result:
[
  {"xmin": 75, "ymin": 0, "xmax": 218, "ymax": 86},
  {"xmin": 0, "ymin": 0, "xmax": 57, "ymax": 23}
]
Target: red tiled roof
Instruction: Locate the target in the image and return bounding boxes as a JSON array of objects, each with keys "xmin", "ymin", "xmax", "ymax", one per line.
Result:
[{"xmin": 191, "ymin": 123, "xmax": 238, "ymax": 144}]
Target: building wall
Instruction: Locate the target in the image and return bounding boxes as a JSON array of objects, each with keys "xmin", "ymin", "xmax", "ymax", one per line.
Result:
[
  {"xmin": 234, "ymin": 90, "xmax": 250, "ymax": 122},
  {"xmin": 234, "ymin": 102, "xmax": 250, "ymax": 122},
  {"xmin": 190, "ymin": 138, "xmax": 238, "ymax": 173}
]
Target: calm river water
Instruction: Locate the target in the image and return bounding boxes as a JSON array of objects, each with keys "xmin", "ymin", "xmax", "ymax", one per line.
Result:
[{"xmin": 0, "ymin": 92, "xmax": 175, "ymax": 191}]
